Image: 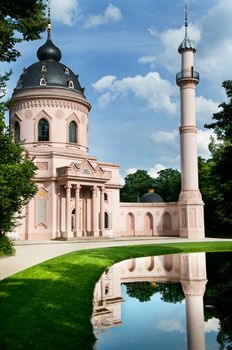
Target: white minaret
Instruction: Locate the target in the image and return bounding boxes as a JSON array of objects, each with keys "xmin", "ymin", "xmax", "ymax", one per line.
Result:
[{"xmin": 176, "ymin": 5, "xmax": 205, "ymax": 238}]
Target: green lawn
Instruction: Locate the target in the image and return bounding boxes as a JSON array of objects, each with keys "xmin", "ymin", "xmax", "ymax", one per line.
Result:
[{"xmin": 1, "ymin": 241, "xmax": 232, "ymax": 350}]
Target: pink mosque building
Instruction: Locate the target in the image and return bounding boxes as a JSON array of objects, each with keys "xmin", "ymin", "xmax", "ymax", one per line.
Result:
[{"xmin": 9, "ymin": 11, "xmax": 204, "ymax": 240}]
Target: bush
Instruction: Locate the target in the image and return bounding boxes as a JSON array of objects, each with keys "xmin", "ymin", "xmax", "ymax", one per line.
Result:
[{"xmin": 0, "ymin": 235, "xmax": 15, "ymax": 257}]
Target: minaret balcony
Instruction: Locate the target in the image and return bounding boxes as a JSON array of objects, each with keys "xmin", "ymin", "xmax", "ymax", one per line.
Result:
[{"xmin": 176, "ymin": 71, "xmax": 199, "ymax": 85}]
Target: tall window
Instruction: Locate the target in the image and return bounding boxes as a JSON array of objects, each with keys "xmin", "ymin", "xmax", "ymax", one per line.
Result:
[
  {"xmin": 104, "ymin": 212, "xmax": 109, "ymax": 229},
  {"xmin": 69, "ymin": 121, "xmax": 77, "ymax": 143},
  {"xmin": 38, "ymin": 118, "xmax": 49, "ymax": 141},
  {"xmin": 14, "ymin": 121, "xmax": 20, "ymax": 143}
]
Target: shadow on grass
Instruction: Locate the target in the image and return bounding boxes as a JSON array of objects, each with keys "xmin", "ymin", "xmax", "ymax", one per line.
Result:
[{"xmin": 0, "ymin": 242, "xmax": 232, "ymax": 349}]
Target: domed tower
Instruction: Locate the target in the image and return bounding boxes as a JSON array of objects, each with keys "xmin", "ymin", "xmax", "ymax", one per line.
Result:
[
  {"xmin": 9, "ymin": 13, "xmax": 121, "ymax": 240},
  {"xmin": 10, "ymin": 20, "xmax": 90, "ymax": 154},
  {"xmin": 176, "ymin": 5, "xmax": 204, "ymax": 238}
]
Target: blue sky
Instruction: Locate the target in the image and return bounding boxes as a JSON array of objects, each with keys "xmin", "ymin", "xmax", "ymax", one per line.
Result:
[{"xmin": 1, "ymin": 0, "xmax": 232, "ymax": 181}]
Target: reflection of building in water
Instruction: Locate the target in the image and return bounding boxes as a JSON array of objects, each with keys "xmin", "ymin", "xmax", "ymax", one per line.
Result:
[{"xmin": 93, "ymin": 253, "xmax": 207, "ymax": 350}]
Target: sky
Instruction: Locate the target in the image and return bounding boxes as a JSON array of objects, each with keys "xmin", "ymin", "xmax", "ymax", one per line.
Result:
[{"xmin": 1, "ymin": 0, "xmax": 232, "ymax": 181}]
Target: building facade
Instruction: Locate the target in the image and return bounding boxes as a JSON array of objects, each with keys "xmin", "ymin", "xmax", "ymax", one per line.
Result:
[{"xmin": 9, "ymin": 12, "xmax": 204, "ymax": 240}]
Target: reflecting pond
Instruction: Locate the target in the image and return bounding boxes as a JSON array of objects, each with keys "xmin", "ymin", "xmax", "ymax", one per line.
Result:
[{"xmin": 92, "ymin": 252, "xmax": 232, "ymax": 350}]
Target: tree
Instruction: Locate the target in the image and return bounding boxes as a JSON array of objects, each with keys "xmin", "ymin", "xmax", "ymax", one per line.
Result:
[
  {"xmin": 0, "ymin": 105, "xmax": 37, "ymax": 236},
  {"xmin": 124, "ymin": 282, "xmax": 156, "ymax": 302},
  {"xmin": 205, "ymin": 80, "xmax": 232, "ymax": 229},
  {"xmin": 0, "ymin": 0, "xmax": 47, "ymax": 62},
  {"xmin": 204, "ymin": 252, "xmax": 232, "ymax": 349},
  {"xmin": 0, "ymin": 0, "xmax": 46, "ymax": 247},
  {"xmin": 153, "ymin": 168, "xmax": 181, "ymax": 202},
  {"xmin": 120, "ymin": 170, "xmax": 154, "ymax": 202}
]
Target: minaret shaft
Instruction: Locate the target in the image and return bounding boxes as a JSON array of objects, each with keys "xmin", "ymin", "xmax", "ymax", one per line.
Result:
[{"xmin": 176, "ymin": 7, "xmax": 205, "ymax": 238}]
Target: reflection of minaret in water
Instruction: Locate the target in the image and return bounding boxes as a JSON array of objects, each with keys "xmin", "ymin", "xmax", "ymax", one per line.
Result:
[
  {"xmin": 176, "ymin": 4, "xmax": 205, "ymax": 238},
  {"xmin": 92, "ymin": 252, "xmax": 207, "ymax": 349},
  {"xmin": 180, "ymin": 253, "xmax": 207, "ymax": 350}
]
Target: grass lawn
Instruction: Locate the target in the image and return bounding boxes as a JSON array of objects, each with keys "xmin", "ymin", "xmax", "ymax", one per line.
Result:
[{"xmin": 1, "ymin": 241, "xmax": 232, "ymax": 350}]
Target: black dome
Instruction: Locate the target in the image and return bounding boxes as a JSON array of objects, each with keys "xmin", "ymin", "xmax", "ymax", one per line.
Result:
[
  {"xmin": 37, "ymin": 39, "xmax": 62, "ymax": 62},
  {"xmin": 16, "ymin": 61, "xmax": 83, "ymax": 93},
  {"xmin": 14, "ymin": 34, "xmax": 84, "ymax": 95},
  {"xmin": 140, "ymin": 191, "xmax": 163, "ymax": 203}
]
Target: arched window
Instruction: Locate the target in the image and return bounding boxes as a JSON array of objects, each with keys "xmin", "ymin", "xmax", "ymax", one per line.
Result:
[
  {"xmin": 38, "ymin": 118, "xmax": 49, "ymax": 141},
  {"xmin": 39, "ymin": 77, "xmax": 47, "ymax": 86},
  {"xmin": 104, "ymin": 193, "xmax": 108, "ymax": 201},
  {"xmin": 14, "ymin": 121, "xmax": 20, "ymax": 143},
  {"xmin": 69, "ymin": 121, "xmax": 77, "ymax": 143},
  {"xmin": 68, "ymin": 80, "xmax": 74, "ymax": 88},
  {"xmin": 104, "ymin": 212, "xmax": 109, "ymax": 229}
]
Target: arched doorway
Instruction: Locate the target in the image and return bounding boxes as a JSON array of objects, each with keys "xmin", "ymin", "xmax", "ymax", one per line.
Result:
[
  {"xmin": 127, "ymin": 212, "xmax": 135, "ymax": 236},
  {"xmin": 162, "ymin": 212, "xmax": 172, "ymax": 235},
  {"xmin": 144, "ymin": 212, "xmax": 153, "ymax": 236},
  {"xmin": 71, "ymin": 208, "xmax": 76, "ymax": 232}
]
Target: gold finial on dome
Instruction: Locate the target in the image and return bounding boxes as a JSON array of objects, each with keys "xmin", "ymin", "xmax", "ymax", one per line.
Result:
[{"xmin": 47, "ymin": 0, "xmax": 52, "ymax": 39}]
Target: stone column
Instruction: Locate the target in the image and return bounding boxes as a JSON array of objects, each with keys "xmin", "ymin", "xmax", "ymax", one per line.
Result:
[
  {"xmin": 92, "ymin": 185, "xmax": 98, "ymax": 236},
  {"xmin": 100, "ymin": 186, "xmax": 105, "ymax": 236},
  {"xmin": 180, "ymin": 253, "xmax": 207, "ymax": 350},
  {"xmin": 65, "ymin": 184, "xmax": 72, "ymax": 238},
  {"xmin": 181, "ymin": 280, "xmax": 207, "ymax": 350},
  {"xmin": 74, "ymin": 185, "xmax": 80, "ymax": 237},
  {"xmin": 56, "ymin": 188, "xmax": 61, "ymax": 238}
]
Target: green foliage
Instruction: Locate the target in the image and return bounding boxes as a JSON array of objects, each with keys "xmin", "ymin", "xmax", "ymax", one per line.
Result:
[
  {"xmin": 204, "ymin": 80, "xmax": 232, "ymax": 230},
  {"xmin": 0, "ymin": 235, "xmax": 15, "ymax": 256},
  {"xmin": 155, "ymin": 282, "xmax": 184, "ymax": 304},
  {"xmin": 0, "ymin": 0, "xmax": 47, "ymax": 62},
  {"xmin": 124, "ymin": 281, "xmax": 156, "ymax": 302},
  {"xmin": 154, "ymin": 168, "xmax": 181, "ymax": 202},
  {"xmin": 120, "ymin": 168, "xmax": 181, "ymax": 203},
  {"xmin": 204, "ymin": 252, "xmax": 232, "ymax": 349},
  {"xmin": 120, "ymin": 169, "xmax": 154, "ymax": 202},
  {"xmin": 0, "ymin": 110, "xmax": 37, "ymax": 236}
]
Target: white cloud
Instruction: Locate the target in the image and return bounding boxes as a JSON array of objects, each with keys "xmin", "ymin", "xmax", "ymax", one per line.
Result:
[
  {"xmin": 151, "ymin": 24, "xmax": 201, "ymax": 74},
  {"xmin": 138, "ymin": 55, "xmax": 157, "ymax": 68},
  {"xmin": 197, "ymin": 0, "xmax": 232, "ymax": 84},
  {"xmin": 148, "ymin": 164, "xmax": 166, "ymax": 178},
  {"xmin": 125, "ymin": 168, "xmax": 138, "ymax": 176},
  {"xmin": 92, "ymin": 75, "xmax": 117, "ymax": 91},
  {"xmin": 156, "ymin": 319, "xmax": 185, "ymax": 333},
  {"xmin": 51, "ymin": 0, "xmax": 80, "ymax": 26},
  {"xmin": 204, "ymin": 317, "xmax": 220, "ymax": 333},
  {"xmin": 197, "ymin": 129, "xmax": 214, "ymax": 159},
  {"xmin": 84, "ymin": 3, "xmax": 122, "ymax": 28},
  {"xmin": 196, "ymin": 96, "xmax": 220, "ymax": 122},
  {"xmin": 92, "ymin": 72, "xmax": 177, "ymax": 115},
  {"xmin": 147, "ymin": 0, "xmax": 232, "ymax": 87},
  {"xmin": 160, "ymin": 155, "xmax": 180, "ymax": 169},
  {"xmin": 150, "ymin": 130, "xmax": 178, "ymax": 146},
  {"xmin": 97, "ymin": 92, "xmax": 115, "ymax": 109}
]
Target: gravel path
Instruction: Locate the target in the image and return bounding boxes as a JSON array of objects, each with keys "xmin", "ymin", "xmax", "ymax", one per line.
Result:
[{"xmin": 0, "ymin": 237, "xmax": 231, "ymax": 280}]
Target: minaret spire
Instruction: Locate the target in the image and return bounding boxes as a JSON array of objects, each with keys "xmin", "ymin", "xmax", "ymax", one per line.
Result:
[
  {"xmin": 184, "ymin": 2, "xmax": 188, "ymax": 37},
  {"xmin": 178, "ymin": 1, "xmax": 196, "ymax": 53}
]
